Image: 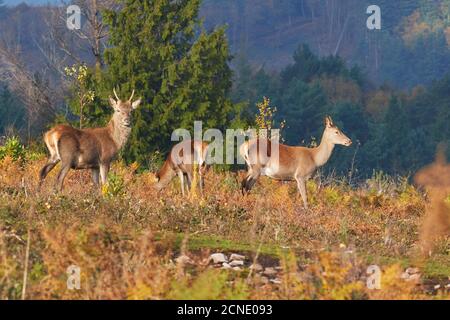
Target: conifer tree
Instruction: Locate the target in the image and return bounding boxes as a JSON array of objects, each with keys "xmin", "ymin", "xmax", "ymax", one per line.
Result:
[
  {"xmin": 383, "ymin": 96, "xmax": 410, "ymax": 173},
  {"xmin": 102, "ymin": 0, "xmax": 244, "ymax": 165}
]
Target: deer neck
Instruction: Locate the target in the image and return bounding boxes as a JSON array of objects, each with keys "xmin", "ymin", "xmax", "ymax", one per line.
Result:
[
  {"xmin": 108, "ymin": 115, "xmax": 131, "ymax": 151},
  {"xmin": 312, "ymin": 133, "xmax": 335, "ymax": 167},
  {"xmin": 154, "ymin": 157, "xmax": 176, "ymax": 191}
]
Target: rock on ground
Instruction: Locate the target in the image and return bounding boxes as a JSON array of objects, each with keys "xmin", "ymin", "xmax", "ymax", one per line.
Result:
[
  {"xmin": 263, "ymin": 267, "xmax": 277, "ymax": 277},
  {"xmin": 209, "ymin": 253, "xmax": 227, "ymax": 264},
  {"xmin": 229, "ymin": 260, "xmax": 244, "ymax": 267},
  {"xmin": 230, "ymin": 253, "xmax": 245, "ymax": 261}
]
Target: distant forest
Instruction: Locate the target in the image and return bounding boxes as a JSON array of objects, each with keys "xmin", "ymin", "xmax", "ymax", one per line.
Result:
[
  {"xmin": 203, "ymin": 0, "xmax": 450, "ymax": 88},
  {"xmin": 0, "ymin": 0, "xmax": 449, "ymax": 179}
]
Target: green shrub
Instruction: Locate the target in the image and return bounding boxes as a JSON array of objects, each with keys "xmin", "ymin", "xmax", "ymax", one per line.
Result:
[
  {"xmin": 0, "ymin": 136, "xmax": 26, "ymax": 162},
  {"xmin": 102, "ymin": 172, "xmax": 126, "ymax": 198}
]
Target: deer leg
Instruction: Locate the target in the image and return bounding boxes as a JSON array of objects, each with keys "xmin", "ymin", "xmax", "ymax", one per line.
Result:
[
  {"xmin": 295, "ymin": 175, "xmax": 308, "ymax": 210},
  {"xmin": 199, "ymin": 174, "xmax": 204, "ymax": 196},
  {"xmin": 241, "ymin": 175, "xmax": 249, "ymax": 194},
  {"xmin": 241, "ymin": 168, "xmax": 253, "ymax": 193},
  {"xmin": 39, "ymin": 157, "xmax": 60, "ymax": 188},
  {"xmin": 99, "ymin": 163, "xmax": 110, "ymax": 186},
  {"xmin": 91, "ymin": 168, "xmax": 100, "ymax": 186},
  {"xmin": 185, "ymin": 172, "xmax": 193, "ymax": 193},
  {"xmin": 55, "ymin": 163, "xmax": 71, "ymax": 192},
  {"xmin": 199, "ymin": 163, "xmax": 207, "ymax": 196},
  {"xmin": 177, "ymin": 170, "xmax": 185, "ymax": 196}
]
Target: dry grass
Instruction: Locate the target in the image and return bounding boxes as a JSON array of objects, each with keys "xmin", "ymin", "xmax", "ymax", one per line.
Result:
[
  {"xmin": 415, "ymin": 150, "xmax": 450, "ymax": 255},
  {"xmin": 0, "ymin": 154, "xmax": 449, "ymax": 300}
]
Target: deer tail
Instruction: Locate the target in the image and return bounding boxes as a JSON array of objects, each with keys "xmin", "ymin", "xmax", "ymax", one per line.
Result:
[{"xmin": 239, "ymin": 140, "xmax": 250, "ymax": 165}]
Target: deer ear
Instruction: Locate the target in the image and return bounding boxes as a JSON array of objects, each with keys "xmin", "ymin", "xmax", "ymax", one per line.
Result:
[
  {"xmin": 132, "ymin": 98, "xmax": 142, "ymax": 110},
  {"xmin": 324, "ymin": 116, "xmax": 334, "ymax": 127},
  {"xmin": 109, "ymin": 96, "xmax": 117, "ymax": 108}
]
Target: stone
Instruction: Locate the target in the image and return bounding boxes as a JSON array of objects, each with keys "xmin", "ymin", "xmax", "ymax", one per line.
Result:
[
  {"xmin": 232, "ymin": 267, "xmax": 242, "ymax": 272},
  {"xmin": 209, "ymin": 253, "xmax": 227, "ymax": 264},
  {"xmin": 230, "ymin": 253, "xmax": 245, "ymax": 261},
  {"xmin": 400, "ymin": 272, "xmax": 410, "ymax": 280},
  {"xmin": 406, "ymin": 273, "xmax": 421, "ymax": 282},
  {"xmin": 406, "ymin": 267, "xmax": 420, "ymax": 275},
  {"xmin": 222, "ymin": 263, "xmax": 232, "ymax": 270},
  {"xmin": 270, "ymin": 278, "xmax": 282, "ymax": 284},
  {"xmin": 229, "ymin": 260, "xmax": 244, "ymax": 267},
  {"xmin": 263, "ymin": 267, "xmax": 277, "ymax": 277}
]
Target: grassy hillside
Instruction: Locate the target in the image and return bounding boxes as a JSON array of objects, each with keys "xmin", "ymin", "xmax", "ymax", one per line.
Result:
[{"xmin": 0, "ymin": 147, "xmax": 449, "ymax": 299}]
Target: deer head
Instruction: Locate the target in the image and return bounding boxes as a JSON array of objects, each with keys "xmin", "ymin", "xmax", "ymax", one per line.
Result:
[
  {"xmin": 323, "ymin": 116, "xmax": 352, "ymax": 146},
  {"xmin": 109, "ymin": 88, "xmax": 142, "ymax": 128}
]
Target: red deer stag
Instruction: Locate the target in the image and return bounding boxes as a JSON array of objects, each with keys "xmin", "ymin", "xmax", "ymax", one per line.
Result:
[
  {"xmin": 154, "ymin": 140, "xmax": 209, "ymax": 196},
  {"xmin": 39, "ymin": 89, "xmax": 141, "ymax": 191},
  {"xmin": 240, "ymin": 116, "xmax": 352, "ymax": 209}
]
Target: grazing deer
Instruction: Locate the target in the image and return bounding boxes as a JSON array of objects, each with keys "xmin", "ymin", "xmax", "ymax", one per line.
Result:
[
  {"xmin": 154, "ymin": 140, "xmax": 209, "ymax": 196},
  {"xmin": 39, "ymin": 89, "xmax": 141, "ymax": 191},
  {"xmin": 240, "ymin": 116, "xmax": 352, "ymax": 209}
]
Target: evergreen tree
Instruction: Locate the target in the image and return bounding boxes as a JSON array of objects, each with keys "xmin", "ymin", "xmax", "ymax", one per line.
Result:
[
  {"xmin": 281, "ymin": 44, "xmax": 355, "ymax": 84},
  {"xmin": 231, "ymin": 57, "xmax": 280, "ymax": 119},
  {"xmin": 327, "ymin": 102, "xmax": 369, "ymax": 175},
  {"xmin": 231, "ymin": 56, "xmax": 254, "ymax": 105},
  {"xmin": 102, "ymin": 0, "xmax": 244, "ymax": 165},
  {"xmin": 281, "ymin": 44, "xmax": 320, "ymax": 83},
  {"xmin": 383, "ymin": 96, "xmax": 410, "ymax": 173},
  {"xmin": 279, "ymin": 79, "xmax": 327, "ymax": 145},
  {"xmin": 359, "ymin": 121, "xmax": 388, "ymax": 175}
]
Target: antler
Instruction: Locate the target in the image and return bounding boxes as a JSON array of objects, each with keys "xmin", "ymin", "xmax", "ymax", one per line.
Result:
[
  {"xmin": 113, "ymin": 88, "xmax": 120, "ymax": 101},
  {"xmin": 128, "ymin": 89, "xmax": 135, "ymax": 102}
]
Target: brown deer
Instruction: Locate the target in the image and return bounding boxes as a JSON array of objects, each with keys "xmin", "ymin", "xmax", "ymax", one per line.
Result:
[
  {"xmin": 154, "ymin": 140, "xmax": 209, "ymax": 196},
  {"xmin": 240, "ymin": 116, "xmax": 352, "ymax": 209},
  {"xmin": 39, "ymin": 89, "xmax": 141, "ymax": 191}
]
